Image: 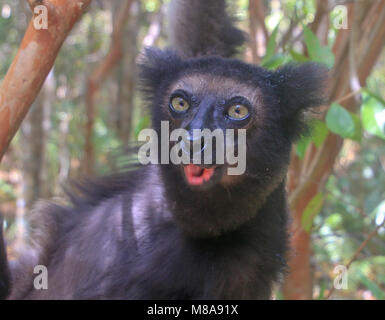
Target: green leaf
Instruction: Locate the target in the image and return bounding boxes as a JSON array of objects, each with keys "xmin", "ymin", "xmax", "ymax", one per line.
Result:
[
  {"xmin": 261, "ymin": 53, "xmax": 289, "ymax": 70},
  {"xmin": 350, "ymin": 113, "xmax": 363, "ymax": 142},
  {"xmin": 289, "ymin": 49, "xmax": 309, "ymax": 63},
  {"xmin": 361, "ymin": 98, "xmax": 385, "ymax": 139},
  {"xmin": 326, "ymin": 103, "xmax": 358, "ymax": 139},
  {"xmin": 311, "ymin": 120, "xmax": 329, "ymax": 147},
  {"xmin": 262, "ymin": 25, "xmax": 279, "ymax": 64},
  {"xmin": 296, "ymin": 121, "xmax": 328, "ymax": 158},
  {"xmin": 359, "ymin": 273, "xmax": 385, "ymax": 300},
  {"xmin": 296, "ymin": 135, "xmax": 311, "ymax": 159},
  {"xmin": 304, "ymin": 26, "xmax": 334, "ymax": 68},
  {"xmin": 301, "ymin": 192, "xmax": 325, "ymax": 233},
  {"xmin": 363, "ymin": 88, "xmax": 385, "ymax": 106},
  {"xmin": 0, "ymin": 179, "xmax": 15, "ymax": 199},
  {"xmin": 317, "ymin": 281, "xmax": 327, "ymax": 300},
  {"xmin": 325, "ymin": 213, "xmax": 343, "ymax": 228}
]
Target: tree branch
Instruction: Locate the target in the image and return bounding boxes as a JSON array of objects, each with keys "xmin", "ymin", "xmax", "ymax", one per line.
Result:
[
  {"xmin": 0, "ymin": 0, "xmax": 91, "ymax": 162},
  {"xmin": 248, "ymin": 0, "xmax": 259, "ymax": 64}
]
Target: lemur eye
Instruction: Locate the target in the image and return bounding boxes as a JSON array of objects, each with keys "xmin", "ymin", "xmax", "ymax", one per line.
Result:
[
  {"xmin": 170, "ymin": 96, "xmax": 190, "ymax": 112},
  {"xmin": 227, "ymin": 104, "xmax": 249, "ymax": 120}
]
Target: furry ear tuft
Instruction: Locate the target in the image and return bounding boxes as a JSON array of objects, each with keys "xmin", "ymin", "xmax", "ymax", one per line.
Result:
[
  {"xmin": 137, "ymin": 47, "xmax": 183, "ymax": 98},
  {"xmin": 273, "ymin": 62, "xmax": 330, "ymax": 139}
]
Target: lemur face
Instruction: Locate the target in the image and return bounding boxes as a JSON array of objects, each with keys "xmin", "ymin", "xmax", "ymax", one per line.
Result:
[
  {"xmin": 140, "ymin": 49, "xmax": 328, "ymax": 192},
  {"xmin": 164, "ymin": 74, "xmax": 265, "ymax": 190}
]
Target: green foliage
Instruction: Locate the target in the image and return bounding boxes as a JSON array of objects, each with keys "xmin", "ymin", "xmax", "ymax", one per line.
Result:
[
  {"xmin": 361, "ymin": 91, "xmax": 385, "ymax": 139},
  {"xmin": 0, "ymin": 13, "xmax": 19, "ymax": 76},
  {"xmin": 312, "ymin": 120, "xmax": 329, "ymax": 147},
  {"xmin": 261, "ymin": 24, "xmax": 294, "ymax": 69},
  {"xmin": 350, "ymin": 113, "xmax": 363, "ymax": 142},
  {"xmin": 262, "ymin": 19, "xmax": 336, "ymax": 71},
  {"xmin": 302, "ymin": 192, "xmax": 325, "ymax": 232},
  {"xmin": 326, "ymin": 103, "xmax": 361, "ymax": 141},
  {"xmin": 304, "ymin": 26, "xmax": 334, "ymax": 68},
  {"xmin": 262, "ymin": 54, "xmax": 290, "ymax": 69},
  {"xmin": 295, "ymin": 135, "xmax": 311, "ymax": 159},
  {"xmin": 262, "ymin": 25, "xmax": 279, "ymax": 65},
  {"xmin": 325, "ymin": 213, "xmax": 343, "ymax": 229},
  {"xmin": 289, "ymin": 49, "xmax": 309, "ymax": 63},
  {"xmin": 358, "ymin": 272, "xmax": 385, "ymax": 300},
  {"xmin": 0, "ymin": 179, "xmax": 15, "ymax": 200},
  {"xmin": 142, "ymin": 0, "xmax": 162, "ymax": 12},
  {"xmin": 316, "ymin": 281, "xmax": 327, "ymax": 300},
  {"xmin": 295, "ymin": 120, "xmax": 328, "ymax": 158}
]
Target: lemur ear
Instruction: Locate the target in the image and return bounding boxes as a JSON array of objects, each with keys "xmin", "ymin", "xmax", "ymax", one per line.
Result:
[
  {"xmin": 138, "ymin": 47, "xmax": 183, "ymax": 97},
  {"xmin": 273, "ymin": 62, "xmax": 329, "ymax": 139}
]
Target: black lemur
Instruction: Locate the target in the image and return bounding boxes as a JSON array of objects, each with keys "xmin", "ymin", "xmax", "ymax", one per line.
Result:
[{"xmin": 0, "ymin": 0, "xmax": 328, "ymax": 299}]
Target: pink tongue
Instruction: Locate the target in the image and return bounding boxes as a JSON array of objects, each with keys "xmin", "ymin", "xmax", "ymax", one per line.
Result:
[{"xmin": 184, "ymin": 164, "xmax": 214, "ymax": 186}]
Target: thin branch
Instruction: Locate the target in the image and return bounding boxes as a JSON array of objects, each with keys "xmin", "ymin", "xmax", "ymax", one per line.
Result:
[
  {"xmin": 333, "ymin": 89, "xmax": 362, "ymax": 105},
  {"xmin": 248, "ymin": 0, "xmax": 259, "ymax": 64}
]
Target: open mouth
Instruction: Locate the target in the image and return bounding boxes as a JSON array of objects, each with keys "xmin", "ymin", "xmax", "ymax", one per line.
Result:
[{"xmin": 183, "ymin": 164, "xmax": 216, "ymax": 186}]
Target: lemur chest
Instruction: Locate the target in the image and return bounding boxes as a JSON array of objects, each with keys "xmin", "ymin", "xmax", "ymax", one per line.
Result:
[{"xmin": 124, "ymin": 227, "xmax": 261, "ymax": 299}]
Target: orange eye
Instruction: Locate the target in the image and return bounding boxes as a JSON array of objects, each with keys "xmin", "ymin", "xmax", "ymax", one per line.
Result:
[
  {"xmin": 227, "ymin": 104, "xmax": 249, "ymax": 120},
  {"xmin": 171, "ymin": 96, "xmax": 190, "ymax": 112}
]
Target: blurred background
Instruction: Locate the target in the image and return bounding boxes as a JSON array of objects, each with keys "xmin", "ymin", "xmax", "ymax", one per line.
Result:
[{"xmin": 0, "ymin": 0, "xmax": 384, "ymax": 299}]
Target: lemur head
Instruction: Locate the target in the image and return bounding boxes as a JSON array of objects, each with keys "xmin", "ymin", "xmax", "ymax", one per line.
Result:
[{"xmin": 139, "ymin": 48, "xmax": 328, "ymax": 193}]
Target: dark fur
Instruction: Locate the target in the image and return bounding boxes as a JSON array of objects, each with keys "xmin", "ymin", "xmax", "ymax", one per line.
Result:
[
  {"xmin": 168, "ymin": 0, "xmax": 246, "ymax": 58},
  {"xmin": 1, "ymin": 0, "xmax": 328, "ymax": 299}
]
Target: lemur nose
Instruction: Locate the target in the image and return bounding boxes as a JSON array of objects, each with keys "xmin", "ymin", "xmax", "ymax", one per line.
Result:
[{"xmin": 181, "ymin": 133, "xmax": 207, "ymax": 156}]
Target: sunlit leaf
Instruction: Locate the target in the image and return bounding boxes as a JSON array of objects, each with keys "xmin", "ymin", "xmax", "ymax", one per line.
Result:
[
  {"xmin": 302, "ymin": 192, "xmax": 325, "ymax": 233},
  {"xmin": 325, "ymin": 213, "xmax": 343, "ymax": 228},
  {"xmin": 361, "ymin": 97, "xmax": 385, "ymax": 139},
  {"xmin": 363, "ymin": 88, "xmax": 385, "ymax": 106},
  {"xmin": 359, "ymin": 273, "xmax": 385, "ymax": 300},
  {"xmin": 350, "ymin": 113, "xmax": 363, "ymax": 142},
  {"xmin": 326, "ymin": 103, "xmax": 358, "ymax": 139},
  {"xmin": 289, "ymin": 49, "xmax": 309, "ymax": 63},
  {"xmin": 296, "ymin": 135, "xmax": 311, "ymax": 159},
  {"xmin": 261, "ymin": 54, "xmax": 290, "ymax": 69},
  {"xmin": 317, "ymin": 281, "xmax": 327, "ymax": 300},
  {"xmin": 262, "ymin": 25, "xmax": 279, "ymax": 64},
  {"xmin": 312, "ymin": 120, "xmax": 329, "ymax": 147},
  {"xmin": 304, "ymin": 26, "xmax": 334, "ymax": 68}
]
